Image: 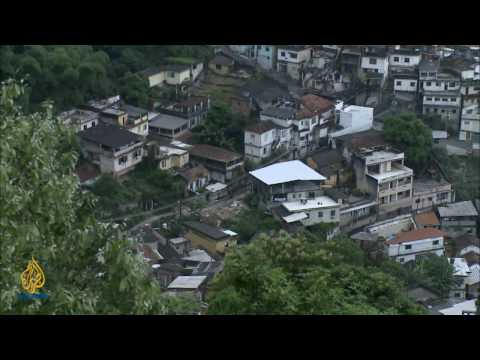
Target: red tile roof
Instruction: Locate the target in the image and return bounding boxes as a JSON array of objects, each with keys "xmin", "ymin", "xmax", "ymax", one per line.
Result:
[
  {"xmin": 386, "ymin": 228, "xmax": 444, "ymax": 245},
  {"xmin": 300, "ymin": 94, "xmax": 334, "ymax": 114},
  {"xmin": 415, "ymin": 211, "xmax": 440, "ymax": 226}
]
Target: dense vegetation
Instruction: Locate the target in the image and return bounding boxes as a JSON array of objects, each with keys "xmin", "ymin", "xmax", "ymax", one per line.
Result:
[
  {"xmin": 90, "ymin": 160, "xmax": 186, "ymax": 218},
  {"xmin": 0, "ymin": 80, "xmax": 198, "ymax": 314},
  {"xmin": 207, "ymin": 231, "xmax": 427, "ymax": 315},
  {"xmin": 191, "ymin": 103, "xmax": 256, "ymax": 153},
  {"xmin": 383, "ymin": 112, "xmax": 433, "ymax": 173},
  {"xmin": 0, "ymin": 45, "xmax": 213, "ymax": 112}
]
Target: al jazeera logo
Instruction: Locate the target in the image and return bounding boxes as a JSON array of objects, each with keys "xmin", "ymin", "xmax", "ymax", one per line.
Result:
[{"xmin": 17, "ymin": 257, "xmax": 49, "ymax": 301}]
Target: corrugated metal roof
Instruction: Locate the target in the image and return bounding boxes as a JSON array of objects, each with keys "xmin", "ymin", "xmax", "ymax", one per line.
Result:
[
  {"xmin": 438, "ymin": 201, "xmax": 479, "ymax": 217},
  {"xmin": 282, "ymin": 212, "xmax": 308, "ymax": 223},
  {"xmin": 249, "ymin": 160, "xmax": 326, "ymax": 185},
  {"xmin": 168, "ymin": 276, "xmax": 207, "ymax": 289}
]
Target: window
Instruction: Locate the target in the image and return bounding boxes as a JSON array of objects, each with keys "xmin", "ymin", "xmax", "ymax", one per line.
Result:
[
  {"xmin": 374, "ymin": 69, "xmax": 378, "ymax": 73},
  {"xmin": 369, "ymin": 58, "xmax": 377, "ymax": 65},
  {"xmin": 396, "ymin": 81, "xmax": 402, "ymax": 86},
  {"xmin": 393, "ymin": 57, "xmax": 399, "ymax": 62},
  {"xmin": 428, "ymin": 72, "xmax": 436, "ymax": 76},
  {"xmin": 92, "ymin": 122, "xmax": 96, "ymax": 127},
  {"xmin": 441, "ymin": 109, "xmax": 445, "ymax": 113},
  {"xmin": 410, "ymin": 82, "xmax": 416, "ymax": 87},
  {"xmin": 467, "ymin": 109, "xmax": 473, "ymax": 114},
  {"xmin": 450, "ymin": 97, "xmax": 456, "ymax": 101},
  {"xmin": 434, "ymin": 97, "xmax": 440, "ymax": 101},
  {"xmin": 420, "ymin": 72, "xmax": 427, "ymax": 77},
  {"xmin": 318, "ymin": 211, "xmax": 323, "ymax": 218},
  {"xmin": 289, "ymin": 52, "xmax": 298, "ymax": 59},
  {"xmin": 281, "ymin": 51, "xmax": 286, "ymax": 57},
  {"xmin": 442, "ymin": 98, "xmax": 448, "ymax": 102},
  {"xmin": 330, "ymin": 210, "xmax": 336, "ymax": 217},
  {"xmin": 405, "ymin": 245, "xmax": 412, "ymax": 250},
  {"xmin": 169, "ymin": 72, "xmax": 175, "ymax": 78},
  {"xmin": 404, "ymin": 57, "xmax": 410, "ymax": 63},
  {"xmin": 436, "ymin": 82, "xmax": 441, "ymax": 86},
  {"xmin": 452, "ymin": 109, "xmax": 457, "ymax": 114},
  {"xmin": 433, "ymin": 240, "xmax": 439, "ymax": 245},
  {"xmin": 133, "ymin": 150, "xmax": 140, "ymax": 160},
  {"xmin": 265, "ymin": 47, "xmax": 270, "ymax": 52},
  {"xmin": 143, "ymin": 124, "xmax": 147, "ymax": 130},
  {"xmin": 308, "ymin": 192, "xmax": 315, "ymax": 199},
  {"xmin": 464, "ymin": 120, "xmax": 470, "ymax": 125},
  {"xmin": 160, "ymin": 160, "xmax": 166, "ymax": 168},
  {"xmin": 415, "ymin": 199, "xmax": 420, "ymax": 203},
  {"xmin": 399, "ymin": 258, "xmax": 405, "ymax": 263},
  {"xmin": 454, "ymin": 292, "xmax": 461, "ymax": 298},
  {"xmin": 426, "ymin": 97, "xmax": 433, "ymax": 101},
  {"xmin": 83, "ymin": 125, "xmax": 87, "ymax": 130},
  {"xmin": 215, "ymin": 64, "xmax": 222, "ymax": 70},
  {"xmin": 426, "ymin": 81, "xmax": 432, "ymax": 86},
  {"xmin": 449, "ymin": 82, "xmax": 456, "ymax": 87},
  {"xmin": 118, "ymin": 156, "xmax": 128, "ymax": 165},
  {"xmin": 266, "ymin": 56, "xmax": 270, "ymax": 60},
  {"xmin": 263, "ymin": 147, "xmax": 267, "ymax": 154},
  {"xmin": 434, "ymin": 108, "xmax": 438, "ymax": 113}
]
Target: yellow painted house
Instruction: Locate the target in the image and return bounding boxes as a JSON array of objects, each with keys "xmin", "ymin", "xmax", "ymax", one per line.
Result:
[{"xmin": 184, "ymin": 221, "xmax": 238, "ymax": 255}]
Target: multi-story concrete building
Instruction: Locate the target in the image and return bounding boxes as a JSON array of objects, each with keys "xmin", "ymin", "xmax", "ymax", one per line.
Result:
[
  {"xmin": 438, "ymin": 201, "xmax": 479, "ymax": 237},
  {"xmin": 58, "ymin": 109, "xmax": 99, "ymax": 133},
  {"xmin": 78, "ymin": 123, "xmax": 144, "ymax": 177},
  {"xmin": 412, "ymin": 178, "xmax": 455, "ymax": 212},
  {"xmin": 244, "ymin": 121, "xmax": 291, "ymax": 163},
  {"xmin": 259, "ymin": 95, "xmax": 335, "ymax": 157},
  {"xmin": 249, "ymin": 160, "xmax": 326, "ymax": 208},
  {"xmin": 359, "ymin": 47, "xmax": 389, "ymax": 87},
  {"xmin": 188, "ymin": 144, "xmax": 244, "ymax": 184},
  {"xmin": 276, "ymin": 45, "xmax": 312, "ymax": 81},
  {"xmin": 254, "ymin": 45, "xmax": 277, "ymax": 71},
  {"xmin": 459, "ymin": 102, "xmax": 480, "ymax": 153},
  {"xmin": 353, "ymin": 147, "xmax": 413, "ymax": 217},
  {"xmin": 388, "ymin": 48, "xmax": 422, "ymax": 72},
  {"xmin": 276, "ymin": 195, "xmax": 340, "ymax": 228}
]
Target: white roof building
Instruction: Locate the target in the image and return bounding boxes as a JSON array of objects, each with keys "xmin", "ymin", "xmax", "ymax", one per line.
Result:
[
  {"xmin": 205, "ymin": 182, "xmax": 228, "ymax": 193},
  {"xmin": 168, "ymin": 276, "xmax": 207, "ymax": 290},
  {"xmin": 450, "ymin": 258, "xmax": 471, "ymax": 277},
  {"xmin": 249, "ymin": 160, "xmax": 326, "ymax": 185},
  {"xmin": 438, "ymin": 299, "xmax": 477, "ymax": 315},
  {"xmin": 466, "ymin": 264, "xmax": 480, "ymax": 286},
  {"xmin": 282, "ymin": 196, "xmax": 338, "ymax": 212}
]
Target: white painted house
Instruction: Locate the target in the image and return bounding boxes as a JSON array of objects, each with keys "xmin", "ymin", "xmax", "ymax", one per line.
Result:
[
  {"xmin": 459, "ymin": 103, "xmax": 480, "ymax": 145},
  {"xmin": 244, "ymin": 121, "xmax": 291, "ymax": 163},
  {"xmin": 449, "ymin": 257, "xmax": 471, "ymax": 300},
  {"xmin": 393, "ymin": 73, "xmax": 418, "ymax": 93},
  {"xmin": 360, "ymin": 47, "xmax": 389, "ymax": 86},
  {"xmin": 385, "ymin": 228, "xmax": 445, "ymax": 263},
  {"xmin": 280, "ymin": 195, "xmax": 340, "ymax": 227},
  {"xmin": 330, "ymin": 104, "xmax": 374, "ymax": 139},
  {"xmin": 388, "ymin": 49, "xmax": 422, "ymax": 69},
  {"xmin": 277, "ymin": 45, "xmax": 312, "ymax": 81}
]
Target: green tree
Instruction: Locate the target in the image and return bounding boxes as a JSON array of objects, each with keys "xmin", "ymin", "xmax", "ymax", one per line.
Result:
[
  {"xmin": 0, "ymin": 80, "xmax": 198, "ymax": 314},
  {"xmin": 412, "ymin": 254, "xmax": 456, "ymax": 298},
  {"xmin": 207, "ymin": 231, "xmax": 426, "ymax": 315},
  {"xmin": 383, "ymin": 112, "xmax": 433, "ymax": 172}
]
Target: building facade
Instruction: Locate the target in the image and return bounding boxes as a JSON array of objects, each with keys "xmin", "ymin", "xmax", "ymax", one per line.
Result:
[{"xmin": 353, "ymin": 147, "xmax": 413, "ymax": 217}]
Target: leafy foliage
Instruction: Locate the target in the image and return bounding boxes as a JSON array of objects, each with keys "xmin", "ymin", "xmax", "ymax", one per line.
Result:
[
  {"xmin": 0, "ymin": 45, "xmax": 213, "ymax": 112},
  {"xmin": 224, "ymin": 208, "xmax": 281, "ymax": 243},
  {"xmin": 0, "ymin": 80, "xmax": 198, "ymax": 314},
  {"xmin": 191, "ymin": 103, "xmax": 255, "ymax": 153},
  {"xmin": 383, "ymin": 112, "xmax": 433, "ymax": 172},
  {"xmin": 207, "ymin": 232, "xmax": 426, "ymax": 315}
]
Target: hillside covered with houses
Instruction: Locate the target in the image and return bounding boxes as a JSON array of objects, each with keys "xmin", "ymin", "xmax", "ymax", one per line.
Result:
[{"xmin": 1, "ymin": 44, "xmax": 479, "ymax": 315}]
